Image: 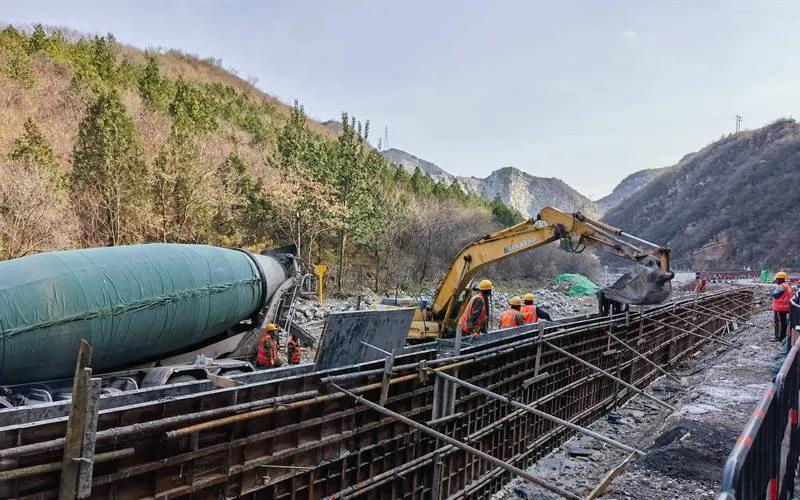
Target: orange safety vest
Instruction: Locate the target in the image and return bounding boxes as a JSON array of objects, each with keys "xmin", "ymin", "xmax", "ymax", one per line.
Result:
[
  {"xmin": 287, "ymin": 337, "xmax": 302, "ymax": 364},
  {"xmin": 520, "ymin": 304, "xmax": 538, "ymax": 324},
  {"xmin": 773, "ymin": 282, "xmax": 793, "ymax": 312},
  {"xmin": 499, "ymin": 309, "xmax": 524, "ymax": 328},
  {"xmin": 257, "ymin": 332, "xmax": 278, "ymax": 367},
  {"xmin": 458, "ymin": 295, "xmax": 488, "ymax": 335}
]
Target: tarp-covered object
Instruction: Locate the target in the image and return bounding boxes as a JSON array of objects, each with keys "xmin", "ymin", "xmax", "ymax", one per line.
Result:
[
  {"xmin": 555, "ymin": 274, "xmax": 600, "ymax": 297},
  {"xmin": 0, "ymin": 244, "xmax": 264, "ymax": 384}
]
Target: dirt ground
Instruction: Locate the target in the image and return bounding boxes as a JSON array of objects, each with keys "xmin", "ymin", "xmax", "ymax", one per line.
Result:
[{"xmin": 494, "ymin": 305, "xmax": 776, "ymax": 500}]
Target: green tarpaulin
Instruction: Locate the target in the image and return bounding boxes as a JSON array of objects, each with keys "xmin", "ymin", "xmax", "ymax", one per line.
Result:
[
  {"xmin": 555, "ymin": 274, "xmax": 600, "ymax": 297},
  {"xmin": 0, "ymin": 244, "xmax": 263, "ymax": 384}
]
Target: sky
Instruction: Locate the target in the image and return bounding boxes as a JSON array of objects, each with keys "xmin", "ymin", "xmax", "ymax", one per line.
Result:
[{"xmin": 3, "ymin": 0, "xmax": 799, "ymax": 199}]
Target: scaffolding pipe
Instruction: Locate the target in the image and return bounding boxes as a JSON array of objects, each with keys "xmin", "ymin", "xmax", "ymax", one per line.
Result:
[
  {"xmin": 430, "ymin": 370, "xmax": 645, "ymax": 456},
  {"xmin": 542, "ymin": 341, "xmax": 675, "ymax": 411},
  {"xmin": 604, "ymin": 330, "xmax": 680, "ymax": 383},
  {"xmin": 330, "ymin": 384, "xmax": 581, "ymax": 500}
]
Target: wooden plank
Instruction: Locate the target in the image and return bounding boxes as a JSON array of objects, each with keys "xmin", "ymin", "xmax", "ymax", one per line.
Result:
[
  {"xmin": 58, "ymin": 340, "xmax": 92, "ymax": 500},
  {"xmin": 77, "ymin": 378, "xmax": 102, "ymax": 499}
]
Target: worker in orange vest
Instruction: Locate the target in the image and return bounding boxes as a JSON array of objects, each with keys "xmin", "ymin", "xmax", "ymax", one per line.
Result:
[
  {"xmin": 287, "ymin": 333, "xmax": 302, "ymax": 365},
  {"xmin": 499, "ymin": 296, "xmax": 526, "ymax": 328},
  {"xmin": 458, "ymin": 279, "xmax": 493, "ymax": 337},
  {"xmin": 257, "ymin": 324, "xmax": 280, "ymax": 368},
  {"xmin": 520, "ymin": 293, "xmax": 552, "ymax": 323},
  {"xmin": 772, "ymin": 272, "xmax": 793, "ymax": 342}
]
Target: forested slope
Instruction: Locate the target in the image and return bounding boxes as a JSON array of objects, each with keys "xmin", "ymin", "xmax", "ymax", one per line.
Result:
[{"xmin": 0, "ymin": 25, "xmax": 549, "ymax": 292}]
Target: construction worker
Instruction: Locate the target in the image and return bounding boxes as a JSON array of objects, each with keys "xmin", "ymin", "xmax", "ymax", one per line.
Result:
[
  {"xmin": 256, "ymin": 324, "xmax": 280, "ymax": 368},
  {"xmin": 772, "ymin": 272, "xmax": 793, "ymax": 342},
  {"xmin": 499, "ymin": 296, "xmax": 526, "ymax": 328},
  {"xmin": 521, "ymin": 293, "xmax": 552, "ymax": 323},
  {"xmin": 458, "ymin": 279, "xmax": 492, "ymax": 337},
  {"xmin": 287, "ymin": 332, "xmax": 302, "ymax": 365}
]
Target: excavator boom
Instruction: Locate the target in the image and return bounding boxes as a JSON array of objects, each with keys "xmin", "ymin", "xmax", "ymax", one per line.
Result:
[{"xmin": 412, "ymin": 207, "xmax": 673, "ymax": 338}]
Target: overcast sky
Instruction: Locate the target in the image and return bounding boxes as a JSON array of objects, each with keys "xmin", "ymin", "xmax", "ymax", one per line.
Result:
[{"xmin": 3, "ymin": 0, "xmax": 799, "ymax": 198}]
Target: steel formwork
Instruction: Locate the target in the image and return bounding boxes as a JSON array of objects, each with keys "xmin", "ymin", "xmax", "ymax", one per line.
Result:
[{"xmin": 0, "ymin": 288, "xmax": 755, "ymax": 500}]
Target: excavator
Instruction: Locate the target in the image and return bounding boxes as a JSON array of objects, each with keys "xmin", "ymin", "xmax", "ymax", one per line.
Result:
[{"xmin": 403, "ymin": 207, "xmax": 674, "ymax": 340}]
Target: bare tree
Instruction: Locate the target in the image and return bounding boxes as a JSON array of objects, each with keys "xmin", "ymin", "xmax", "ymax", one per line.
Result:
[{"xmin": 0, "ymin": 161, "xmax": 76, "ymax": 259}]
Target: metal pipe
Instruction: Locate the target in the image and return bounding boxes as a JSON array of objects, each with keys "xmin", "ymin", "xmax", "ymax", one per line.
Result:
[
  {"xmin": 330, "ymin": 384, "xmax": 580, "ymax": 500},
  {"xmin": 648, "ymin": 316, "xmax": 737, "ymax": 348},
  {"xmin": 430, "ymin": 370, "xmax": 645, "ymax": 456},
  {"xmin": 0, "ymin": 390, "xmax": 319, "ymax": 459},
  {"xmin": 542, "ymin": 341, "xmax": 675, "ymax": 411},
  {"xmin": 0, "ymin": 448, "xmax": 135, "ymax": 481},
  {"xmin": 604, "ymin": 330, "xmax": 681, "ymax": 383}
]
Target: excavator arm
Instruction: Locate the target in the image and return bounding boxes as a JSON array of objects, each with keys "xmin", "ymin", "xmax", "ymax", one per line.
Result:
[{"xmin": 425, "ymin": 207, "xmax": 673, "ymax": 336}]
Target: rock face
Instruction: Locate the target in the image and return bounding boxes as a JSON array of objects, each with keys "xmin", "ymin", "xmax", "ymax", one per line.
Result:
[
  {"xmin": 381, "ymin": 148, "xmax": 454, "ymax": 183},
  {"xmin": 597, "ymin": 167, "xmax": 670, "ymax": 212},
  {"xmin": 457, "ymin": 167, "xmax": 600, "ymax": 218},
  {"xmin": 603, "ymin": 119, "xmax": 800, "ymax": 269}
]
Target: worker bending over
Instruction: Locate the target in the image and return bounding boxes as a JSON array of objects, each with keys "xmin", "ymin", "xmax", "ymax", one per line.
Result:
[
  {"xmin": 287, "ymin": 332, "xmax": 302, "ymax": 365},
  {"xmin": 521, "ymin": 293, "xmax": 552, "ymax": 323},
  {"xmin": 458, "ymin": 279, "xmax": 493, "ymax": 337},
  {"xmin": 772, "ymin": 272, "xmax": 793, "ymax": 342},
  {"xmin": 499, "ymin": 296, "xmax": 526, "ymax": 328},
  {"xmin": 257, "ymin": 323, "xmax": 281, "ymax": 368}
]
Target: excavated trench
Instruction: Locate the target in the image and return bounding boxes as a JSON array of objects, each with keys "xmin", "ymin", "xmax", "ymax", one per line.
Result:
[{"xmin": 498, "ymin": 305, "xmax": 774, "ymax": 500}]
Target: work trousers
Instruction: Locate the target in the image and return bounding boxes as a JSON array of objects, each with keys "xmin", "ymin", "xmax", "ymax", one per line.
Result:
[{"xmin": 774, "ymin": 311, "xmax": 789, "ymax": 341}]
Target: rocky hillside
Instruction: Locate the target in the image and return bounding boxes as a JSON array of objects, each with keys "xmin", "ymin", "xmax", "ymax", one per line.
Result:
[
  {"xmin": 604, "ymin": 119, "xmax": 800, "ymax": 269},
  {"xmin": 379, "ymin": 147, "xmax": 600, "ymax": 218},
  {"xmin": 381, "ymin": 148, "xmax": 454, "ymax": 183},
  {"xmin": 458, "ymin": 167, "xmax": 600, "ymax": 217},
  {"xmin": 596, "ymin": 167, "xmax": 669, "ymax": 211}
]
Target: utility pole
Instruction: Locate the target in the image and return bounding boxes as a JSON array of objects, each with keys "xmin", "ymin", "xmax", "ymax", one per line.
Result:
[
  {"xmin": 735, "ymin": 115, "xmax": 742, "ymax": 133},
  {"xmin": 384, "ymin": 126, "xmax": 389, "ymax": 151}
]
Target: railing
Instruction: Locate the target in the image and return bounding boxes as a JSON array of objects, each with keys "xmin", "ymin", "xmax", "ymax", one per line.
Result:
[{"xmin": 719, "ymin": 341, "xmax": 800, "ymax": 499}]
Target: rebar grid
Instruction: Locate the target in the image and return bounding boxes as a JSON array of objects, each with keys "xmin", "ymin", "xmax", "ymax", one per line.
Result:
[{"xmin": 0, "ymin": 289, "xmax": 755, "ymax": 500}]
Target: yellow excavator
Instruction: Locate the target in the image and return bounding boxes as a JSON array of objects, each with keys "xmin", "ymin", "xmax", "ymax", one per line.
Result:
[{"xmin": 403, "ymin": 207, "xmax": 674, "ymax": 340}]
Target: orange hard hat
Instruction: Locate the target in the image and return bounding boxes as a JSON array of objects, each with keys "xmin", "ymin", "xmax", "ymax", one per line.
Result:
[
  {"xmin": 776, "ymin": 271, "xmax": 789, "ymax": 280},
  {"xmin": 265, "ymin": 324, "xmax": 278, "ymax": 332},
  {"xmin": 509, "ymin": 296, "xmax": 522, "ymax": 306}
]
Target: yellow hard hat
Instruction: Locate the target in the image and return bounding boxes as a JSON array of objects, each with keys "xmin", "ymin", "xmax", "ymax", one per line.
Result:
[
  {"xmin": 509, "ymin": 296, "xmax": 522, "ymax": 306},
  {"xmin": 776, "ymin": 271, "xmax": 789, "ymax": 280},
  {"xmin": 523, "ymin": 293, "xmax": 535, "ymax": 302},
  {"xmin": 478, "ymin": 279, "xmax": 493, "ymax": 291},
  {"xmin": 265, "ymin": 323, "xmax": 278, "ymax": 332}
]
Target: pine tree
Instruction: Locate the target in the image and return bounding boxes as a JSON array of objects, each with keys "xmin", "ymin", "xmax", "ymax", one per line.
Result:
[
  {"xmin": 138, "ymin": 54, "xmax": 169, "ymax": 110},
  {"xmin": 71, "ymin": 90, "xmax": 147, "ymax": 246},
  {"xmin": 490, "ymin": 195, "xmax": 525, "ymax": 227},
  {"xmin": 169, "ymin": 79, "xmax": 217, "ymax": 133},
  {"xmin": 9, "ymin": 118, "xmax": 58, "ymax": 176},
  {"xmin": 331, "ymin": 112, "xmax": 379, "ymax": 290}
]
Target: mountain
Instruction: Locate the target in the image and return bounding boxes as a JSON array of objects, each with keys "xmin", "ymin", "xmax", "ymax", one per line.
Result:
[
  {"xmin": 457, "ymin": 167, "xmax": 600, "ymax": 218},
  {"xmin": 603, "ymin": 119, "xmax": 800, "ymax": 269},
  {"xmin": 597, "ymin": 167, "xmax": 670, "ymax": 211},
  {"xmin": 381, "ymin": 148, "xmax": 454, "ymax": 183}
]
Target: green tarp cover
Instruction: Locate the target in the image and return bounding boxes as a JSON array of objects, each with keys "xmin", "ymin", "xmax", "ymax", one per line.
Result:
[
  {"xmin": 0, "ymin": 244, "xmax": 262, "ymax": 384},
  {"xmin": 555, "ymin": 273, "xmax": 600, "ymax": 297}
]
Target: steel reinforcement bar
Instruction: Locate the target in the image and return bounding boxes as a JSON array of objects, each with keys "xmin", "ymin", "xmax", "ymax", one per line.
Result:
[{"xmin": 0, "ymin": 288, "xmax": 755, "ymax": 499}]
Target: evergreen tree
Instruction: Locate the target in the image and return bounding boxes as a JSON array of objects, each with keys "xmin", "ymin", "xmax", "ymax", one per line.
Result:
[
  {"xmin": 27, "ymin": 25, "xmax": 48, "ymax": 54},
  {"xmin": 9, "ymin": 118, "xmax": 58, "ymax": 176},
  {"xmin": 71, "ymin": 90, "xmax": 146, "ymax": 245},
  {"xmin": 331, "ymin": 112, "xmax": 379, "ymax": 290},
  {"xmin": 169, "ymin": 79, "xmax": 217, "ymax": 133},
  {"xmin": 138, "ymin": 54, "xmax": 169, "ymax": 110},
  {"xmin": 490, "ymin": 195, "xmax": 525, "ymax": 227}
]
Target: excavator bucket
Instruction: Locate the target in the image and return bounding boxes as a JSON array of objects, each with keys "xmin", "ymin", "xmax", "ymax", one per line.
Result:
[{"xmin": 599, "ymin": 255, "xmax": 673, "ymax": 305}]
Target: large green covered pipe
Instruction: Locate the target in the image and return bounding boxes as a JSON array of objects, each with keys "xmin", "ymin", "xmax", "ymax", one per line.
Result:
[{"xmin": 0, "ymin": 244, "xmax": 285, "ymax": 384}]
